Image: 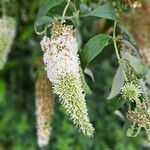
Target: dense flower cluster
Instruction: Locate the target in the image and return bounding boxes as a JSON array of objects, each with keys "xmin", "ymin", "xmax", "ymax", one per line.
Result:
[
  {"xmin": 126, "ymin": 104, "xmax": 150, "ymax": 139},
  {"xmin": 126, "ymin": 105, "xmax": 150, "ymax": 127},
  {"xmin": 0, "ymin": 17, "xmax": 16, "ymax": 69},
  {"xmin": 121, "ymin": 82, "xmax": 142, "ymax": 101},
  {"xmin": 35, "ymin": 72, "xmax": 54, "ymax": 147},
  {"xmin": 40, "ymin": 23, "xmax": 94, "ymax": 136}
]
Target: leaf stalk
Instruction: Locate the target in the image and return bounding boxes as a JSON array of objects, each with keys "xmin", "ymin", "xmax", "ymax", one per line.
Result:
[{"xmin": 113, "ymin": 21, "xmax": 128, "ymax": 81}]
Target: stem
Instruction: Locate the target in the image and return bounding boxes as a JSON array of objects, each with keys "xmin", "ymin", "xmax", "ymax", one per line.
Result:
[
  {"xmin": 70, "ymin": 1, "xmax": 77, "ymax": 12},
  {"xmin": 113, "ymin": 21, "xmax": 120, "ymax": 61},
  {"xmin": 113, "ymin": 21, "xmax": 128, "ymax": 81},
  {"xmin": 61, "ymin": 0, "xmax": 71, "ymax": 23},
  {"xmin": 55, "ymin": 15, "xmax": 75, "ymax": 21}
]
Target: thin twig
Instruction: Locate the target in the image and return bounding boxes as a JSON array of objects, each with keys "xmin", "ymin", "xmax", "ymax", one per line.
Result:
[
  {"xmin": 61, "ymin": 0, "xmax": 71, "ymax": 23},
  {"xmin": 113, "ymin": 21, "xmax": 128, "ymax": 81}
]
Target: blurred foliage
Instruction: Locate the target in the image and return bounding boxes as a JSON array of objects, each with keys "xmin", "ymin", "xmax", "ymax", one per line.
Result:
[{"xmin": 0, "ymin": 0, "xmax": 148, "ymax": 150}]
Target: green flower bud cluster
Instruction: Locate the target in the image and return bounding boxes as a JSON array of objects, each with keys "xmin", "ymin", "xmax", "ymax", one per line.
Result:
[
  {"xmin": 121, "ymin": 82, "xmax": 142, "ymax": 101},
  {"xmin": 53, "ymin": 74, "xmax": 94, "ymax": 136}
]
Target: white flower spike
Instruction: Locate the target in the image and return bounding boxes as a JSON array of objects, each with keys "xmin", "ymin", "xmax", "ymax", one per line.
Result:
[
  {"xmin": 40, "ymin": 23, "xmax": 94, "ymax": 136},
  {"xmin": 0, "ymin": 17, "xmax": 16, "ymax": 69}
]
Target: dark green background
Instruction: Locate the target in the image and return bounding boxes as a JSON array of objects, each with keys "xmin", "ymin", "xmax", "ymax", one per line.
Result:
[{"xmin": 0, "ymin": 0, "xmax": 147, "ymax": 149}]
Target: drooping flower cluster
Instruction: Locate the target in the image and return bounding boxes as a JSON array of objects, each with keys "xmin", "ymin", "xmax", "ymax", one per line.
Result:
[
  {"xmin": 126, "ymin": 105, "xmax": 150, "ymax": 127},
  {"xmin": 126, "ymin": 103, "xmax": 150, "ymax": 139},
  {"xmin": 35, "ymin": 72, "xmax": 54, "ymax": 147},
  {"xmin": 121, "ymin": 82, "xmax": 142, "ymax": 101},
  {"xmin": 0, "ymin": 17, "xmax": 16, "ymax": 69},
  {"xmin": 40, "ymin": 23, "xmax": 94, "ymax": 136}
]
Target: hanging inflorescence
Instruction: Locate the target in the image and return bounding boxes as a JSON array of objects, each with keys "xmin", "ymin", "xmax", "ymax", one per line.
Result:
[
  {"xmin": 35, "ymin": 70, "xmax": 55, "ymax": 147},
  {"xmin": 118, "ymin": 0, "xmax": 150, "ymax": 140},
  {"xmin": 33, "ymin": 0, "xmax": 150, "ymax": 146},
  {"xmin": 0, "ymin": 16, "xmax": 16, "ymax": 69},
  {"xmin": 40, "ymin": 23, "xmax": 94, "ymax": 137}
]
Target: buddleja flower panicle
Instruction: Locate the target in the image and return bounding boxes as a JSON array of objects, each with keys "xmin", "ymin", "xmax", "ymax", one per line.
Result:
[
  {"xmin": 40, "ymin": 23, "xmax": 94, "ymax": 136},
  {"xmin": 35, "ymin": 72, "xmax": 55, "ymax": 147},
  {"xmin": 53, "ymin": 74, "xmax": 94, "ymax": 136},
  {"xmin": 0, "ymin": 17, "xmax": 16, "ymax": 69}
]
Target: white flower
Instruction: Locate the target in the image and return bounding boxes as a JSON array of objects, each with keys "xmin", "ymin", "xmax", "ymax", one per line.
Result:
[
  {"xmin": 40, "ymin": 23, "xmax": 94, "ymax": 136},
  {"xmin": 0, "ymin": 17, "xmax": 16, "ymax": 69}
]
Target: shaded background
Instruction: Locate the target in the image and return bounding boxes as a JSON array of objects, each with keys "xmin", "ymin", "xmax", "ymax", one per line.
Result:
[{"xmin": 0, "ymin": 0, "xmax": 148, "ymax": 149}]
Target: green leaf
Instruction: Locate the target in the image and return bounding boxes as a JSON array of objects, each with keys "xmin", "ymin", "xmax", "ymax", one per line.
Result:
[
  {"xmin": 81, "ymin": 34, "xmax": 110, "ymax": 67},
  {"xmin": 34, "ymin": 16, "xmax": 54, "ymax": 34},
  {"xmin": 118, "ymin": 24, "xmax": 135, "ymax": 41},
  {"xmin": 80, "ymin": 3, "xmax": 90, "ymax": 14},
  {"xmin": 122, "ymin": 40, "xmax": 138, "ymax": 53},
  {"xmin": 37, "ymin": 0, "xmax": 65, "ymax": 18},
  {"xmin": 107, "ymin": 96, "xmax": 123, "ymax": 111},
  {"xmin": 84, "ymin": 3, "xmax": 118, "ymax": 20},
  {"xmin": 107, "ymin": 67, "xmax": 125, "ymax": 99},
  {"xmin": 114, "ymin": 110, "xmax": 125, "ymax": 120},
  {"xmin": 79, "ymin": 68, "xmax": 91, "ymax": 94},
  {"xmin": 119, "ymin": 25, "xmax": 140, "ymax": 53},
  {"xmin": 121, "ymin": 52, "xmax": 148, "ymax": 78},
  {"xmin": 84, "ymin": 68, "xmax": 94, "ymax": 82}
]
